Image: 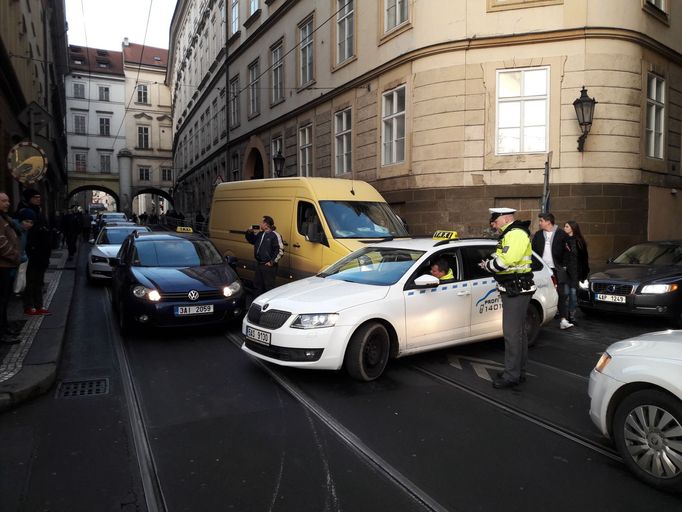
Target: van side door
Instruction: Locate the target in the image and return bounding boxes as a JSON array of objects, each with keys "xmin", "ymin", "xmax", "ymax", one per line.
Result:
[{"xmin": 288, "ymin": 200, "xmax": 326, "ymax": 279}]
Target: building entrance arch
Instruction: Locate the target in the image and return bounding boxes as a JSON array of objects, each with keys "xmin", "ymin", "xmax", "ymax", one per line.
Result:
[
  {"xmin": 243, "ymin": 136, "xmax": 268, "ymax": 180},
  {"xmin": 68, "ymin": 185, "xmax": 120, "ymax": 211}
]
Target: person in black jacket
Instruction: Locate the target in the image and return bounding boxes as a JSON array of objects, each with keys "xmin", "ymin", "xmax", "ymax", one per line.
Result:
[
  {"xmin": 245, "ymin": 215, "xmax": 282, "ymax": 296},
  {"xmin": 563, "ymin": 220, "xmax": 590, "ymax": 325},
  {"xmin": 531, "ymin": 212, "xmax": 572, "ymax": 329}
]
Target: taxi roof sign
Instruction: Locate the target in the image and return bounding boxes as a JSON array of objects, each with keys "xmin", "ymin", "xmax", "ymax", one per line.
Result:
[
  {"xmin": 176, "ymin": 226, "xmax": 193, "ymax": 233},
  {"xmin": 432, "ymin": 230, "xmax": 458, "ymax": 241}
]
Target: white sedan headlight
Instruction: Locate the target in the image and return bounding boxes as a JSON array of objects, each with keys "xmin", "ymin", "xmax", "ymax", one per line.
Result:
[
  {"xmin": 641, "ymin": 283, "xmax": 678, "ymax": 294},
  {"xmin": 291, "ymin": 313, "xmax": 339, "ymax": 329},
  {"xmin": 223, "ymin": 282, "xmax": 242, "ymax": 297}
]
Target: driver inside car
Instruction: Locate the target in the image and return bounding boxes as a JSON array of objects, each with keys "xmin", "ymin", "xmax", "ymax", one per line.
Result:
[{"xmin": 430, "ymin": 258, "xmax": 454, "ymax": 282}]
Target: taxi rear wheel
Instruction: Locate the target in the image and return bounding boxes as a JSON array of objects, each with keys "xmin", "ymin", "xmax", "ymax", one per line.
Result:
[
  {"xmin": 345, "ymin": 322, "xmax": 390, "ymax": 382},
  {"xmin": 525, "ymin": 304, "xmax": 541, "ymax": 347}
]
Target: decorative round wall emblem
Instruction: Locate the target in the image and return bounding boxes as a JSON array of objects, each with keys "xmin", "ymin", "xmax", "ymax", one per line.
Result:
[{"xmin": 7, "ymin": 142, "xmax": 48, "ymax": 184}]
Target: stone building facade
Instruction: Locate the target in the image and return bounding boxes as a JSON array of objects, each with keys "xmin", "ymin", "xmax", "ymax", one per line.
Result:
[{"xmin": 169, "ymin": 0, "xmax": 682, "ymax": 264}]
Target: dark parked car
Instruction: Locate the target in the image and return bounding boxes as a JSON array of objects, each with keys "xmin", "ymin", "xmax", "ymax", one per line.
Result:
[
  {"xmin": 578, "ymin": 240, "xmax": 682, "ymax": 327},
  {"xmin": 111, "ymin": 229, "xmax": 245, "ymax": 334}
]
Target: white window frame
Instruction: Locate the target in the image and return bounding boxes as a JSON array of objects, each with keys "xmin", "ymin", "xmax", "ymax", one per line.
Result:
[
  {"xmin": 271, "ymin": 137, "xmax": 283, "ymax": 177},
  {"xmin": 137, "ymin": 84, "xmax": 149, "ymax": 104},
  {"xmin": 248, "ymin": 59, "xmax": 260, "ymax": 117},
  {"xmin": 271, "ymin": 43, "xmax": 284, "ymax": 104},
  {"xmin": 495, "ymin": 67, "xmax": 549, "ymax": 155},
  {"xmin": 73, "ymin": 82, "xmax": 85, "ymax": 98},
  {"xmin": 99, "ymin": 153, "xmax": 111, "ymax": 173},
  {"xmin": 385, "ymin": 0, "xmax": 408, "ymax": 32},
  {"xmin": 299, "ymin": 124, "xmax": 313, "ymax": 177},
  {"xmin": 162, "ymin": 168, "xmax": 173, "ymax": 182},
  {"xmin": 646, "ymin": 73, "xmax": 665, "ymax": 159},
  {"xmin": 98, "ymin": 86, "xmax": 110, "ymax": 101},
  {"xmin": 381, "ymin": 86, "xmax": 406, "ymax": 165},
  {"xmin": 336, "ymin": 0, "xmax": 354, "ymax": 64},
  {"xmin": 229, "ymin": 76, "xmax": 240, "ymax": 127},
  {"xmin": 138, "ymin": 166, "xmax": 151, "ymax": 181},
  {"xmin": 98, "ymin": 117, "xmax": 110, "ymax": 136},
  {"xmin": 74, "ymin": 114, "xmax": 86, "ymax": 134},
  {"xmin": 230, "ymin": 0, "xmax": 239, "ymax": 34},
  {"xmin": 75, "ymin": 152, "xmax": 87, "ymax": 172},
  {"xmin": 299, "ymin": 19, "xmax": 314, "ymax": 86},
  {"xmin": 137, "ymin": 125, "xmax": 150, "ymax": 149},
  {"xmin": 335, "ymin": 108, "xmax": 352, "ymax": 175}
]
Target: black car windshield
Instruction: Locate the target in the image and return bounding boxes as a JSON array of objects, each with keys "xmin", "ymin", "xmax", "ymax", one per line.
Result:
[
  {"xmin": 613, "ymin": 243, "xmax": 682, "ymax": 266},
  {"xmin": 319, "ymin": 201, "xmax": 408, "ymax": 239},
  {"xmin": 132, "ymin": 239, "xmax": 224, "ymax": 267},
  {"xmin": 319, "ymin": 247, "xmax": 424, "ymax": 286},
  {"xmin": 97, "ymin": 227, "xmax": 147, "ymax": 244}
]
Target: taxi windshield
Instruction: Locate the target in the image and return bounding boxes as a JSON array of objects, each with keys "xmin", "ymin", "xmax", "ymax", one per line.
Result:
[
  {"xmin": 613, "ymin": 243, "xmax": 682, "ymax": 266},
  {"xmin": 97, "ymin": 227, "xmax": 145, "ymax": 245},
  {"xmin": 319, "ymin": 201, "xmax": 408, "ymax": 239},
  {"xmin": 319, "ymin": 247, "xmax": 424, "ymax": 285},
  {"xmin": 133, "ymin": 239, "xmax": 224, "ymax": 267}
]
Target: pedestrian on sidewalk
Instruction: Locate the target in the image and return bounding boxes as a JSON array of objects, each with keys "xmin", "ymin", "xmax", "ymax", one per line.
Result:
[
  {"xmin": 0, "ymin": 192, "xmax": 22, "ymax": 344},
  {"xmin": 563, "ymin": 220, "xmax": 590, "ymax": 325},
  {"xmin": 16, "ymin": 189, "xmax": 52, "ymax": 316},
  {"xmin": 11, "ymin": 208, "xmax": 35, "ymax": 295}
]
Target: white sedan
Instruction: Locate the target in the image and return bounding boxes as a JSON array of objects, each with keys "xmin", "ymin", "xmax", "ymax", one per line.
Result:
[
  {"xmin": 589, "ymin": 330, "xmax": 682, "ymax": 492},
  {"xmin": 242, "ymin": 237, "xmax": 558, "ymax": 381},
  {"xmin": 87, "ymin": 225, "xmax": 150, "ymax": 282}
]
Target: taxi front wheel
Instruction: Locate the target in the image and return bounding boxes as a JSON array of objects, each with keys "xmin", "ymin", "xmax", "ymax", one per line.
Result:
[{"xmin": 345, "ymin": 322, "xmax": 390, "ymax": 382}]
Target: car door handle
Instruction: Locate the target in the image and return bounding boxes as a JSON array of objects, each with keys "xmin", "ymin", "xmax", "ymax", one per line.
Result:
[
  {"xmin": 457, "ymin": 290, "xmax": 470, "ymax": 296},
  {"xmin": 292, "ymin": 243, "xmax": 301, "ymax": 248}
]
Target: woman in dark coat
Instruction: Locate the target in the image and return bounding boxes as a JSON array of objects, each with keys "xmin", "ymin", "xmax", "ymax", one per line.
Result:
[{"xmin": 563, "ymin": 220, "xmax": 589, "ymax": 324}]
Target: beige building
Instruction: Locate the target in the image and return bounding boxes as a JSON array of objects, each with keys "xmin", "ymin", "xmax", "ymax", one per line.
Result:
[
  {"xmin": 121, "ymin": 40, "xmax": 174, "ymax": 215},
  {"xmin": 169, "ymin": 0, "xmax": 682, "ymax": 262}
]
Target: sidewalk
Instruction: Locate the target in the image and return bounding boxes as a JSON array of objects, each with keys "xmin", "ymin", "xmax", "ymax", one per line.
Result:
[{"xmin": 0, "ymin": 248, "xmax": 75, "ymax": 411}]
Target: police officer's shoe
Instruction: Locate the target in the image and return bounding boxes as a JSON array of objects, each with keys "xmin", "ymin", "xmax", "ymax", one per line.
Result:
[
  {"xmin": 492, "ymin": 376, "xmax": 520, "ymax": 389},
  {"xmin": 496, "ymin": 371, "xmax": 526, "ymax": 383}
]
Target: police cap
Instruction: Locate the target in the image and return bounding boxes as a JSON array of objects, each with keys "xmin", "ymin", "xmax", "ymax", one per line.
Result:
[{"xmin": 489, "ymin": 207, "xmax": 516, "ymax": 222}]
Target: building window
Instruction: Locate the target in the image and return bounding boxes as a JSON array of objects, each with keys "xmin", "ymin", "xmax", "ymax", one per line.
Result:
[
  {"xmin": 248, "ymin": 59, "xmax": 260, "ymax": 116},
  {"xmin": 385, "ymin": 0, "xmax": 408, "ymax": 32},
  {"xmin": 229, "ymin": 76, "xmax": 240, "ymax": 127},
  {"xmin": 137, "ymin": 84, "xmax": 149, "ymax": 104},
  {"xmin": 98, "ymin": 86, "xmax": 110, "ymax": 101},
  {"xmin": 73, "ymin": 82, "xmax": 85, "ymax": 98},
  {"xmin": 248, "ymin": 0, "xmax": 258, "ymax": 15},
  {"xmin": 138, "ymin": 166, "xmax": 151, "ymax": 181},
  {"xmin": 271, "ymin": 43, "xmax": 284, "ymax": 104},
  {"xmin": 188, "ymin": 130, "xmax": 194, "ymax": 162},
  {"xmin": 231, "ymin": 153, "xmax": 240, "ymax": 181},
  {"xmin": 646, "ymin": 74, "xmax": 665, "ymax": 159},
  {"xmin": 212, "ymin": 99, "xmax": 218, "ymax": 142},
  {"xmin": 137, "ymin": 126, "xmax": 150, "ymax": 148},
  {"xmin": 74, "ymin": 114, "xmax": 86, "ymax": 134},
  {"xmin": 299, "ymin": 124, "xmax": 312, "ymax": 176},
  {"xmin": 337, "ymin": 0, "xmax": 354, "ymax": 64},
  {"xmin": 100, "ymin": 153, "xmax": 111, "ymax": 173},
  {"xmin": 496, "ymin": 67, "xmax": 548, "ymax": 154},
  {"xmin": 647, "ymin": 0, "xmax": 665, "ymax": 10},
  {"xmin": 335, "ymin": 108, "xmax": 352, "ymax": 175},
  {"xmin": 200, "ymin": 114, "xmax": 206, "ymax": 151},
  {"xmin": 299, "ymin": 18, "xmax": 313, "ymax": 86},
  {"xmin": 382, "ymin": 86, "xmax": 405, "ymax": 165},
  {"xmin": 98, "ymin": 117, "xmax": 110, "ymax": 136},
  {"xmin": 75, "ymin": 153, "xmax": 87, "ymax": 172},
  {"xmin": 231, "ymin": 0, "xmax": 239, "ymax": 34},
  {"xmin": 271, "ymin": 137, "xmax": 283, "ymax": 177},
  {"xmin": 162, "ymin": 168, "xmax": 173, "ymax": 182},
  {"xmin": 220, "ymin": 103, "xmax": 227, "ymax": 138}
]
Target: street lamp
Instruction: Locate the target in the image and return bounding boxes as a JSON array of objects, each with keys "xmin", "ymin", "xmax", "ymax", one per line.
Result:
[
  {"xmin": 273, "ymin": 150, "xmax": 285, "ymax": 177},
  {"xmin": 573, "ymin": 86, "xmax": 597, "ymax": 152}
]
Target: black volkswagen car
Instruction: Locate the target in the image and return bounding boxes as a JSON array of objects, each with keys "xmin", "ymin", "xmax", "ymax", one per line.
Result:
[
  {"xmin": 111, "ymin": 229, "xmax": 244, "ymax": 334},
  {"xmin": 578, "ymin": 240, "xmax": 682, "ymax": 327}
]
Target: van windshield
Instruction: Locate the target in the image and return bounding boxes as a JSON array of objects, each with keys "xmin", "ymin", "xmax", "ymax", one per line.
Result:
[{"xmin": 319, "ymin": 201, "xmax": 408, "ymax": 239}]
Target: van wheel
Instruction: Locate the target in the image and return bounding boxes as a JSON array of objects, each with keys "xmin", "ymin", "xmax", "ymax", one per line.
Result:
[
  {"xmin": 345, "ymin": 322, "xmax": 390, "ymax": 382},
  {"xmin": 525, "ymin": 303, "xmax": 542, "ymax": 347}
]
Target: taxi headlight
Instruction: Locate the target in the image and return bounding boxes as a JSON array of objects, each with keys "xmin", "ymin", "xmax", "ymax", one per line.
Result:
[
  {"xmin": 132, "ymin": 285, "xmax": 161, "ymax": 302},
  {"xmin": 291, "ymin": 313, "xmax": 339, "ymax": 329},
  {"xmin": 595, "ymin": 352, "xmax": 612, "ymax": 373},
  {"xmin": 578, "ymin": 280, "xmax": 589, "ymax": 290},
  {"xmin": 223, "ymin": 282, "xmax": 242, "ymax": 297},
  {"xmin": 148, "ymin": 290, "xmax": 161, "ymax": 302},
  {"xmin": 641, "ymin": 283, "xmax": 678, "ymax": 294}
]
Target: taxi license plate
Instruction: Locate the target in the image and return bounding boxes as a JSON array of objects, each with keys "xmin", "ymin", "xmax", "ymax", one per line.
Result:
[
  {"xmin": 595, "ymin": 293, "xmax": 626, "ymax": 304},
  {"xmin": 246, "ymin": 326, "xmax": 271, "ymax": 345},
  {"xmin": 175, "ymin": 304, "xmax": 214, "ymax": 316}
]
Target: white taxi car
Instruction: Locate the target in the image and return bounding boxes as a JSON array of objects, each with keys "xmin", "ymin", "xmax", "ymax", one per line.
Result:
[
  {"xmin": 242, "ymin": 236, "xmax": 558, "ymax": 381},
  {"xmin": 87, "ymin": 224, "xmax": 150, "ymax": 282},
  {"xmin": 588, "ymin": 330, "xmax": 682, "ymax": 492}
]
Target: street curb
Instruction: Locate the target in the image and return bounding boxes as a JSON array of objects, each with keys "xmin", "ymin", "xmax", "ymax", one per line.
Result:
[{"xmin": 0, "ymin": 265, "xmax": 75, "ymax": 412}]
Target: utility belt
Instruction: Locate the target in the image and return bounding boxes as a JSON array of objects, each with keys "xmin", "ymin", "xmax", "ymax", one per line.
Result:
[{"xmin": 494, "ymin": 272, "xmax": 535, "ymax": 297}]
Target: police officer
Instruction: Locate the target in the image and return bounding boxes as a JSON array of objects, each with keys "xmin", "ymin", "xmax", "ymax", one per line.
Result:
[
  {"xmin": 245, "ymin": 215, "xmax": 282, "ymax": 296},
  {"xmin": 480, "ymin": 207, "xmax": 536, "ymax": 389}
]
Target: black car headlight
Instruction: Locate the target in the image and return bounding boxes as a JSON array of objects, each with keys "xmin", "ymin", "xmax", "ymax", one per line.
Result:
[
  {"xmin": 132, "ymin": 285, "xmax": 161, "ymax": 302},
  {"xmin": 641, "ymin": 284, "xmax": 678, "ymax": 294},
  {"xmin": 223, "ymin": 282, "xmax": 242, "ymax": 297},
  {"xmin": 91, "ymin": 255, "xmax": 108, "ymax": 264}
]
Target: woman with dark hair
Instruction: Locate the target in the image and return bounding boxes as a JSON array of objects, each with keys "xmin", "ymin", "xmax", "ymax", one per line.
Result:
[{"xmin": 563, "ymin": 220, "xmax": 590, "ymax": 324}]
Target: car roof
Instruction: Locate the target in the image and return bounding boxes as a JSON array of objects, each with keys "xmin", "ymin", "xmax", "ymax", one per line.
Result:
[
  {"xmin": 131, "ymin": 231, "xmax": 207, "ymax": 242},
  {"xmin": 361, "ymin": 237, "xmax": 497, "ymax": 251},
  {"xmin": 102, "ymin": 225, "xmax": 149, "ymax": 231}
]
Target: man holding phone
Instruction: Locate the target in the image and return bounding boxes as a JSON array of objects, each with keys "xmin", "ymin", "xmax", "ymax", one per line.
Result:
[{"xmin": 245, "ymin": 215, "xmax": 282, "ymax": 296}]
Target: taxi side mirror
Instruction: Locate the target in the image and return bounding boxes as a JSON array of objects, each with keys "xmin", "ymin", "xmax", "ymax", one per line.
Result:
[{"xmin": 414, "ymin": 275, "xmax": 440, "ymax": 287}]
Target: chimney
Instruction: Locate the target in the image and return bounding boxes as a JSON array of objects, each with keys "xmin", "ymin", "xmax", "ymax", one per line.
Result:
[{"xmin": 123, "ymin": 37, "xmax": 129, "ymax": 47}]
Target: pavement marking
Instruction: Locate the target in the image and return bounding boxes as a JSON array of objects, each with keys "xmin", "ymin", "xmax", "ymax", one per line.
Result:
[{"xmin": 0, "ymin": 251, "xmax": 67, "ymax": 383}]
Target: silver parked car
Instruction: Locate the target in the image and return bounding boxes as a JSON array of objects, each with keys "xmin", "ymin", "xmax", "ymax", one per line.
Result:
[{"xmin": 87, "ymin": 225, "xmax": 150, "ymax": 282}]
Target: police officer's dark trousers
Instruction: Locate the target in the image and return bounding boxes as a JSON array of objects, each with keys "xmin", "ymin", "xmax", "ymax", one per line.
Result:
[{"xmin": 500, "ymin": 291, "xmax": 531, "ymax": 382}]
